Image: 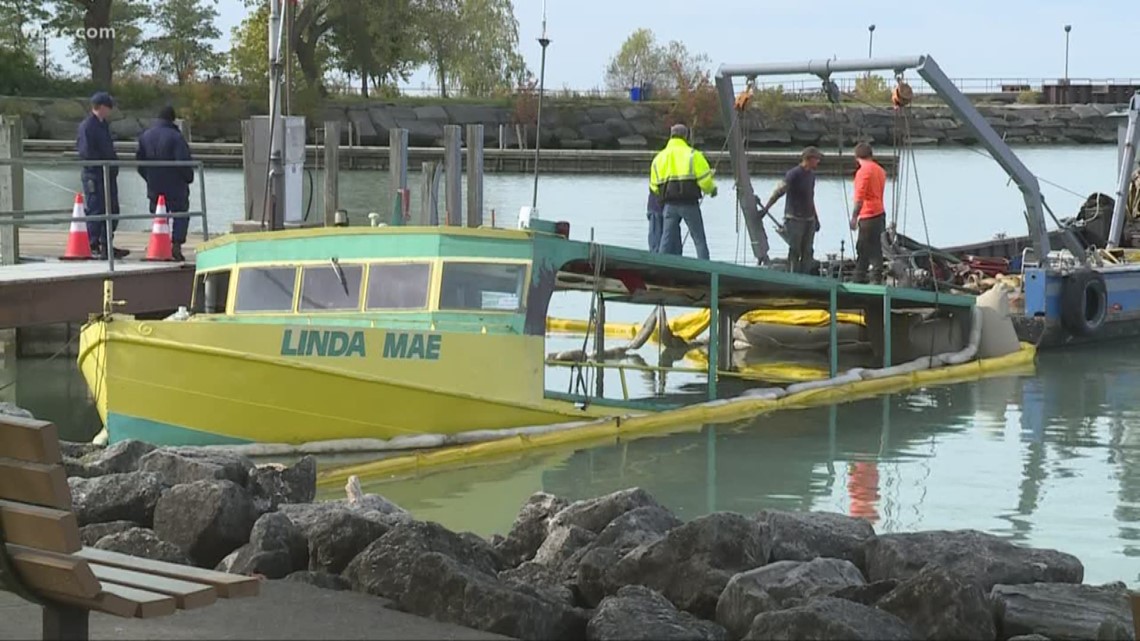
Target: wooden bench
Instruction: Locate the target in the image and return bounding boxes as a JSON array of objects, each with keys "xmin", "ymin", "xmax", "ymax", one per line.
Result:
[{"xmin": 0, "ymin": 415, "xmax": 260, "ymax": 640}]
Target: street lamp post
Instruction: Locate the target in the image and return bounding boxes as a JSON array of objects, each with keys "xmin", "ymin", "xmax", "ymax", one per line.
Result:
[
  {"xmin": 868, "ymin": 24, "xmax": 876, "ymax": 58},
  {"xmin": 1063, "ymin": 25, "xmax": 1072, "ymax": 82}
]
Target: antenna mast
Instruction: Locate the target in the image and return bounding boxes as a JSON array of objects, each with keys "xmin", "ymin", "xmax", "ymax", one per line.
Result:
[{"xmin": 531, "ymin": 0, "xmax": 551, "ymax": 209}]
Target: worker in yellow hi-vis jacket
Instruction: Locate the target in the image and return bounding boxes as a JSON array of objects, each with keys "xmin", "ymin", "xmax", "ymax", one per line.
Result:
[{"xmin": 649, "ymin": 123, "xmax": 717, "ymax": 258}]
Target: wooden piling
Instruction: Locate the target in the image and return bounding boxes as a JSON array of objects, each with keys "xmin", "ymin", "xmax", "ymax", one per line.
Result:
[
  {"xmin": 322, "ymin": 121, "xmax": 340, "ymax": 227},
  {"xmin": 0, "ymin": 116, "xmax": 24, "ymax": 265},
  {"xmin": 465, "ymin": 125, "xmax": 484, "ymax": 228},
  {"xmin": 443, "ymin": 125, "xmax": 462, "ymax": 226},
  {"xmin": 419, "ymin": 162, "xmax": 440, "ymax": 226}
]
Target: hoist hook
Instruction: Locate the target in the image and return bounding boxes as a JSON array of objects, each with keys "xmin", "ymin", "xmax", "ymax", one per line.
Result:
[
  {"xmin": 734, "ymin": 77, "xmax": 756, "ymax": 112},
  {"xmin": 892, "ymin": 73, "xmax": 914, "ymax": 110},
  {"xmin": 822, "ymin": 78, "xmax": 841, "ymax": 105}
]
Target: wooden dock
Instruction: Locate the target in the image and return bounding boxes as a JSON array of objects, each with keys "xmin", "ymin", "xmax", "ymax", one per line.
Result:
[
  {"xmin": 20, "ymin": 139, "xmax": 889, "ymax": 177},
  {"xmin": 0, "ymin": 231, "xmax": 202, "ymax": 329}
]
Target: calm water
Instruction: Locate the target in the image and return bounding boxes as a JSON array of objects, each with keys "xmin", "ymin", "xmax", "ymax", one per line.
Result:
[{"xmin": 8, "ymin": 144, "xmax": 1140, "ymax": 584}]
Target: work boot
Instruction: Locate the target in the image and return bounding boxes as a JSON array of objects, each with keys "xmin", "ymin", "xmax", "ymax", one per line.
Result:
[
  {"xmin": 112, "ymin": 246, "xmax": 130, "ymax": 259},
  {"xmin": 172, "ymin": 243, "xmax": 185, "ymax": 262},
  {"xmin": 92, "ymin": 244, "xmax": 107, "ymax": 260}
]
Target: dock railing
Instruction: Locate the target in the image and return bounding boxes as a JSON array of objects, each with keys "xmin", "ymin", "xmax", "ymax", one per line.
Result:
[{"xmin": 0, "ymin": 157, "xmax": 210, "ymax": 272}]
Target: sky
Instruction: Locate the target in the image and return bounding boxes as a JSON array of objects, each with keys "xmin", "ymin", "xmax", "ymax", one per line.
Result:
[{"xmin": 49, "ymin": 0, "xmax": 1139, "ymax": 90}]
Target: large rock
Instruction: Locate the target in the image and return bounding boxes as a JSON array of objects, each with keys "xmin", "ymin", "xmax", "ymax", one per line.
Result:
[
  {"xmin": 588, "ymin": 585, "xmax": 727, "ymax": 641},
  {"xmin": 68, "ymin": 471, "xmax": 164, "ymax": 527},
  {"xmin": 343, "ymin": 520, "xmax": 501, "ymax": 599},
  {"xmin": 139, "ymin": 448, "xmax": 254, "ymax": 488},
  {"xmin": 247, "ymin": 456, "xmax": 316, "ymax": 513},
  {"xmin": 0, "ymin": 402, "xmax": 34, "ymax": 419},
  {"xmin": 593, "ymin": 505, "xmax": 682, "ymax": 552},
  {"xmin": 990, "ymin": 582, "xmax": 1135, "ymax": 641},
  {"xmin": 829, "ymin": 579, "xmax": 899, "ymax": 606},
  {"xmin": 876, "ymin": 564, "xmax": 996, "ymax": 641},
  {"xmin": 862, "ymin": 530, "xmax": 1083, "ymax": 591},
  {"xmin": 306, "ymin": 508, "xmax": 391, "ymax": 575},
  {"xmin": 94, "ymin": 527, "xmax": 191, "ymax": 565},
  {"xmin": 534, "ymin": 525, "xmax": 596, "ymax": 568},
  {"xmin": 399, "ymin": 552, "xmax": 588, "ymax": 641},
  {"xmin": 755, "ymin": 510, "xmax": 876, "ymax": 567},
  {"xmin": 67, "ymin": 440, "xmax": 156, "ymax": 477},
  {"xmin": 277, "ymin": 501, "xmax": 402, "ymax": 542},
  {"xmin": 608, "ymin": 512, "xmax": 772, "ymax": 618},
  {"xmin": 744, "ymin": 596, "xmax": 913, "ymax": 641},
  {"xmin": 285, "ymin": 570, "xmax": 351, "ymax": 591},
  {"xmin": 576, "ymin": 546, "xmax": 625, "ymax": 608},
  {"xmin": 79, "ymin": 520, "xmax": 139, "ymax": 546},
  {"xmin": 495, "ymin": 492, "xmax": 569, "ymax": 568},
  {"xmin": 217, "ymin": 512, "xmax": 308, "ymax": 579},
  {"xmin": 153, "ymin": 479, "xmax": 257, "ymax": 568},
  {"xmin": 716, "ymin": 558, "xmax": 866, "ymax": 639},
  {"xmin": 549, "ymin": 488, "xmax": 663, "ymax": 535},
  {"xmin": 500, "ymin": 561, "xmax": 576, "ymax": 607}
]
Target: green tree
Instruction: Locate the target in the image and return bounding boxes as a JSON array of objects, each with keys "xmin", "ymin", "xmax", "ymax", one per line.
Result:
[
  {"xmin": 145, "ymin": 0, "xmax": 223, "ymax": 85},
  {"xmin": 327, "ymin": 0, "xmax": 420, "ymax": 98},
  {"xmin": 226, "ymin": 2, "xmax": 270, "ymax": 86},
  {"xmin": 604, "ymin": 28, "xmax": 664, "ymax": 93},
  {"xmin": 49, "ymin": 0, "xmax": 147, "ymax": 87},
  {"xmin": 417, "ymin": 0, "xmax": 528, "ymax": 98},
  {"xmin": 0, "ymin": 0, "xmax": 49, "ymax": 54}
]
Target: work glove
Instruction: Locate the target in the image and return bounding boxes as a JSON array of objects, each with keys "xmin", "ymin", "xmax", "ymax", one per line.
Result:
[
  {"xmin": 710, "ymin": 186, "xmax": 718, "ymax": 198},
  {"xmin": 814, "ymin": 217, "xmax": 821, "ymax": 232}
]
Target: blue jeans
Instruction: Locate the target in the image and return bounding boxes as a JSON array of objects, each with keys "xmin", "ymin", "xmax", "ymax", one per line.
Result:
[
  {"xmin": 659, "ymin": 202, "xmax": 709, "ymax": 259},
  {"xmin": 647, "ymin": 210, "xmax": 663, "ymax": 252}
]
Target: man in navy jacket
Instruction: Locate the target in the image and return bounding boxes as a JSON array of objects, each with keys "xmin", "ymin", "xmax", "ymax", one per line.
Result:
[
  {"xmin": 137, "ymin": 106, "xmax": 194, "ymax": 261},
  {"xmin": 77, "ymin": 92, "xmax": 127, "ymax": 258}
]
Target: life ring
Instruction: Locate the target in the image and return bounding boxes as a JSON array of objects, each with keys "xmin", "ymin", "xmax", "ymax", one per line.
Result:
[{"xmin": 1060, "ymin": 269, "xmax": 1107, "ymax": 337}]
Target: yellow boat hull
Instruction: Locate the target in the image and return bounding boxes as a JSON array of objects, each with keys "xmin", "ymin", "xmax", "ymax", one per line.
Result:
[{"xmin": 78, "ymin": 317, "xmax": 608, "ymax": 446}]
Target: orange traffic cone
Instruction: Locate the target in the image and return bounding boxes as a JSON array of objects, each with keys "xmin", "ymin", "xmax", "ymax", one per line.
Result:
[
  {"xmin": 61, "ymin": 193, "xmax": 93, "ymax": 261},
  {"xmin": 143, "ymin": 195, "xmax": 174, "ymax": 262}
]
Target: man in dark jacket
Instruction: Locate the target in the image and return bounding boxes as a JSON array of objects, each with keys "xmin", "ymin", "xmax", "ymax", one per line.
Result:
[
  {"xmin": 77, "ymin": 92, "xmax": 127, "ymax": 259},
  {"xmin": 137, "ymin": 106, "xmax": 194, "ymax": 261}
]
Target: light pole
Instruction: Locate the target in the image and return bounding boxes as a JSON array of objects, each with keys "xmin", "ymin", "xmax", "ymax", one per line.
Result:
[
  {"xmin": 1063, "ymin": 25, "xmax": 1072, "ymax": 82},
  {"xmin": 531, "ymin": 1, "xmax": 550, "ymax": 209},
  {"xmin": 867, "ymin": 24, "xmax": 876, "ymax": 58}
]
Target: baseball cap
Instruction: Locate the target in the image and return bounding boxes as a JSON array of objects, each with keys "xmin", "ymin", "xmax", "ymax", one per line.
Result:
[{"xmin": 90, "ymin": 92, "xmax": 115, "ymax": 108}]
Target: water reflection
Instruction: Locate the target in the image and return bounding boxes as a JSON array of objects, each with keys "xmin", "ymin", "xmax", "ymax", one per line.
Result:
[{"xmin": 354, "ymin": 345, "xmax": 1140, "ymax": 586}]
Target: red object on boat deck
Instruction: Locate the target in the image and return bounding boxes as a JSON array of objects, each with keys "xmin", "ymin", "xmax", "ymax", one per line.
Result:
[
  {"xmin": 964, "ymin": 255, "xmax": 1010, "ymax": 277},
  {"xmin": 848, "ymin": 461, "xmax": 881, "ymax": 524},
  {"xmin": 554, "ymin": 221, "xmax": 570, "ymax": 238}
]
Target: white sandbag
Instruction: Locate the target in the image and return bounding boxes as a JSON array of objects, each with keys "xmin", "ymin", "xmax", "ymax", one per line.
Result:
[
  {"xmin": 786, "ymin": 371, "xmax": 863, "ymax": 395},
  {"xmin": 938, "ymin": 307, "xmax": 983, "ymax": 365},
  {"xmin": 975, "ymin": 283, "xmax": 1022, "ymax": 359},
  {"xmin": 737, "ymin": 387, "xmax": 786, "ymax": 401}
]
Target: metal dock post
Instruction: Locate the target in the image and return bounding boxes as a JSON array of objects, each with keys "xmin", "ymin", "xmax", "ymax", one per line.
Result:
[
  {"xmin": 828, "ymin": 287, "xmax": 838, "ymax": 378},
  {"xmin": 882, "ymin": 289, "xmax": 893, "ymax": 367},
  {"xmin": 708, "ymin": 273, "xmax": 721, "ymax": 400},
  {"xmin": 390, "ymin": 128, "xmax": 408, "ymax": 224},
  {"xmin": 0, "ymin": 116, "xmax": 23, "ymax": 266},
  {"xmin": 594, "ymin": 292, "xmax": 605, "ymax": 398}
]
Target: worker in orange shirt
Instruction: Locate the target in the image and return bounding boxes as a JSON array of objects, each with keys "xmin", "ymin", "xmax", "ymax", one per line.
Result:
[{"xmin": 849, "ymin": 142, "xmax": 888, "ymax": 284}]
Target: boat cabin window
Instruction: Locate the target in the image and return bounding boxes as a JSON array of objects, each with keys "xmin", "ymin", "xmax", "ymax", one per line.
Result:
[
  {"xmin": 439, "ymin": 262, "xmax": 527, "ymax": 312},
  {"xmin": 234, "ymin": 266, "xmax": 297, "ymax": 313},
  {"xmin": 191, "ymin": 270, "xmax": 231, "ymax": 314},
  {"xmin": 366, "ymin": 262, "xmax": 431, "ymax": 310},
  {"xmin": 299, "ymin": 263, "xmax": 364, "ymax": 311}
]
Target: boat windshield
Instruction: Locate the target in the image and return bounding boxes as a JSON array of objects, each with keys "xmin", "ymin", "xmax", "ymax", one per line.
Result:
[
  {"xmin": 366, "ymin": 262, "xmax": 432, "ymax": 310},
  {"xmin": 234, "ymin": 266, "xmax": 297, "ymax": 313},
  {"xmin": 299, "ymin": 264, "xmax": 364, "ymax": 311},
  {"xmin": 438, "ymin": 262, "xmax": 526, "ymax": 312}
]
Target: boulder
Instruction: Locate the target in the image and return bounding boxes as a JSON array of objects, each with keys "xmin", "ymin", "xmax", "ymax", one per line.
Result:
[
  {"xmin": 94, "ymin": 528, "xmax": 191, "ymax": 565},
  {"xmin": 306, "ymin": 508, "xmax": 391, "ymax": 575},
  {"xmin": 617, "ymin": 134, "xmax": 649, "ymax": 149},
  {"xmin": 412, "ymin": 105, "xmax": 449, "ymax": 122},
  {"xmin": 71, "ymin": 440, "xmax": 157, "ymax": 477},
  {"xmin": 343, "ymin": 476, "xmax": 410, "ymax": 520},
  {"xmin": 990, "ymin": 582, "xmax": 1134, "ymax": 641},
  {"xmin": 829, "ymin": 579, "xmax": 899, "ymax": 606},
  {"xmin": 500, "ymin": 561, "xmax": 577, "ymax": 607},
  {"xmin": 79, "ymin": 520, "xmax": 139, "ymax": 546},
  {"xmin": 534, "ymin": 525, "xmax": 597, "ymax": 568},
  {"xmin": 247, "ymin": 456, "xmax": 316, "ymax": 513},
  {"xmin": 343, "ymin": 520, "xmax": 501, "ymax": 600},
  {"xmin": 277, "ymin": 500, "xmax": 401, "ymax": 542},
  {"xmin": 549, "ymin": 488, "xmax": 663, "ymax": 535},
  {"xmin": 608, "ymin": 512, "xmax": 772, "ymax": 618},
  {"xmin": 153, "ymin": 479, "xmax": 257, "ymax": 569},
  {"xmin": 579, "ymin": 123, "xmax": 613, "ymax": 145},
  {"xmin": 576, "ymin": 546, "xmax": 625, "ymax": 608},
  {"xmin": 138, "ymin": 448, "xmax": 254, "ymax": 488},
  {"xmin": 755, "ymin": 510, "xmax": 876, "ymax": 567},
  {"xmin": 876, "ymin": 564, "xmax": 996, "ymax": 641},
  {"xmin": 588, "ymin": 585, "xmax": 727, "ymax": 641},
  {"xmin": 593, "ymin": 505, "xmax": 682, "ymax": 553},
  {"xmin": 399, "ymin": 552, "xmax": 588, "ymax": 641},
  {"xmin": 862, "ymin": 530, "xmax": 1083, "ymax": 591},
  {"xmin": 1006, "ymin": 636, "xmax": 1051, "ymax": 641},
  {"xmin": 216, "ymin": 512, "xmax": 307, "ymax": 579},
  {"xmin": 68, "ymin": 471, "xmax": 164, "ymax": 527},
  {"xmin": 59, "ymin": 440, "xmax": 102, "ymax": 459},
  {"xmin": 743, "ymin": 596, "xmax": 913, "ymax": 641},
  {"xmin": 716, "ymin": 558, "xmax": 866, "ymax": 640},
  {"xmin": 0, "ymin": 402, "xmax": 34, "ymax": 419},
  {"xmin": 495, "ymin": 492, "xmax": 569, "ymax": 568},
  {"xmin": 285, "ymin": 570, "xmax": 351, "ymax": 591}
]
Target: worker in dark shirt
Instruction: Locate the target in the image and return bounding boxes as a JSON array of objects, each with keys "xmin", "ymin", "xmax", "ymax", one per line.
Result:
[
  {"xmin": 646, "ymin": 189, "xmax": 664, "ymax": 252},
  {"xmin": 760, "ymin": 147, "xmax": 823, "ymax": 274},
  {"xmin": 76, "ymin": 92, "xmax": 127, "ymax": 259},
  {"xmin": 137, "ymin": 106, "xmax": 195, "ymax": 261}
]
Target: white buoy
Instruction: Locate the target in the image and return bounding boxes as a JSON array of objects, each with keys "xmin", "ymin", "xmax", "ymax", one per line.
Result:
[{"xmin": 518, "ymin": 205, "xmax": 538, "ymax": 230}]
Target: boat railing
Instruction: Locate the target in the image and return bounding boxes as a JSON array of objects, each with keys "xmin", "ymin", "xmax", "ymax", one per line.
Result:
[{"xmin": 0, "ymin": 157, "xmax": 210, "ymax": 272}]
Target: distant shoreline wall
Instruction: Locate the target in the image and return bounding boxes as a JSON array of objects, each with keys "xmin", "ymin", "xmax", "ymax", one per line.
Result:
[{"xmin": 0, "ymin": 96, "xmax": 1123, "ymax": 150}]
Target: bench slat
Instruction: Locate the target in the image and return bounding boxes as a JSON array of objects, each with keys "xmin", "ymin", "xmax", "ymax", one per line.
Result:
[
  {"xmin": 96, "ymin": 582, "xmax": 181, "ymax": 618},
  {"xmin": 0, "ymin": 417, "xmax": 62, "ymax": 465},
  {"xmin": 5, "ymin": 544, "xmax": 100, "ymax": 600},
  {"xmin": 76, "ymin": 547, "xmax": 259, "ymax": 598},
  {"xmin": 0, "ymin": 499, "xmax": 80, "ymax": 554},
  {"xmin": 90, "ymin": 563, "xmax": 217, "ymax": 610},
  {"xmin": 41, "ymin": 586, "xmax": 139, "ymax": 619},
  {"xmin": 0, "ymin": 458, "xmax": 71, "ymax": 509}
]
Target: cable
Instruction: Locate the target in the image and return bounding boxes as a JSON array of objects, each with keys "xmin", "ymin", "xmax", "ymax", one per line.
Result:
[
  {"xmin": 26, "ymin": 170, "xmax": 79, "ymax": 195},
  {"xmin": 304, "ymin": 168, "xmax": 315, "ymax": 221}
]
